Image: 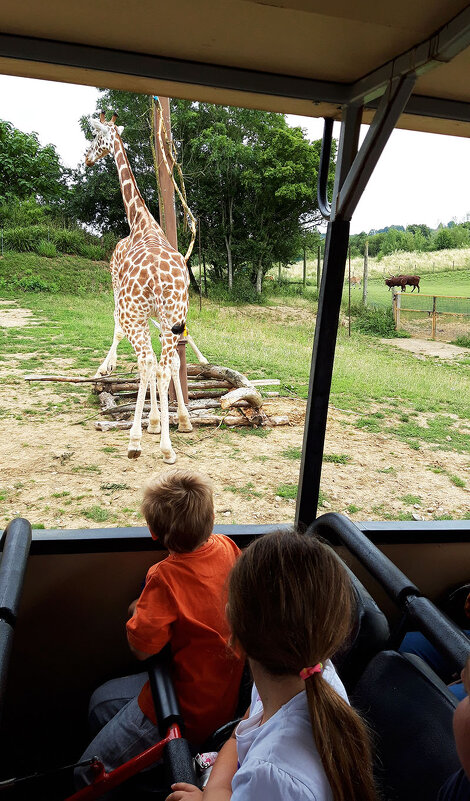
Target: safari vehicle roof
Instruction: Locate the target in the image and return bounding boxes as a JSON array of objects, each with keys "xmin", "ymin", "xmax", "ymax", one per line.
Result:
[{"xmin": 2, "ymin": 1, "xmax": 470, "ymax": 137}]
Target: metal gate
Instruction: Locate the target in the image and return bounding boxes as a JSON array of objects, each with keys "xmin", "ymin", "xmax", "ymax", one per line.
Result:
[{"xmin": 393, "ymin": 292, "xmax": 470, "ymax": 342}]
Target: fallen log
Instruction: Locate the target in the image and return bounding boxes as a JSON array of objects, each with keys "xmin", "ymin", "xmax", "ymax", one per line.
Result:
[
  {"xmin": 250, "ymin": 379, "xmax": 281, "ymax": 386},
  {"xmin": 220, "ymin": 386, "xmax": 263, "ymax": 410},
  {"xmin": 99, "ymin": 384, "xmax": 231, "ymax": 399},
  {"xmin": 188, "ymin": 389, "xmax": 228, "ymax": 399},
  {"xmin": 95, "ymin": 413, "xmax": 289, "ymax": 431},
  {"xmin": 186, "ymin": 363, "xmax": 252, "ymax": 388},
  {"xmin": 96, "ymin": 414, "xmax": 252, "ymax": 431},
  {"xmin": 187, "ymin": 380, "xmax": 232, "ymax": 390},
  {"xmin": 99, "ymin": 392, "xmax": 118, "ymax": 412},
  {"xmin": 101, "ymin": 398, "xmax": 251, "ymax": 416}
]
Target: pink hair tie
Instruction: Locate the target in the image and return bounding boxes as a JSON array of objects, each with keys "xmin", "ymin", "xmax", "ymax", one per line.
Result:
[{"xmin": 300, "ymin": 663, "xmax": 323, "ymax": 680}]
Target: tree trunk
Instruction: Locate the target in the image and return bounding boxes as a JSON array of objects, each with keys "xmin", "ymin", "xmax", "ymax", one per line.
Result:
[
  {"xmin": 225, "ymin": 233, "xmax": 233, "ymax": 290},
  {"xmin": 186, "ymin": 258, "xmax": 201, "ymax": 294},
  {"xmin": 224, "ymin": 196, "xmax": 234, "ymax": 290},
  {"xmin": 256, "ymin": 261, "xmax": 263, "ymax": 295}
]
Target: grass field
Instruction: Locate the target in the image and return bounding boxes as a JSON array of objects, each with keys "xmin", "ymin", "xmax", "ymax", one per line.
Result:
[
  {"xmin": 345, "ymin": 269, "xmax": 470, "ymax": 310},
  {"xmin": 1, "ymin": 251, "xmax": 470, "ymax": 419},
  {"xmin": 282, "ymin": 246, "xmax": 470, "ymax": 283},
  {"xmin": 1, "ymin": 251, "xmax": 470, "ymax": 525}
]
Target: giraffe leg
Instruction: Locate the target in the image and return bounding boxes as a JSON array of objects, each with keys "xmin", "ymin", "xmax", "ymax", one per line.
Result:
[
  {"xmin": 156, "ymin": 364, "xmax": 176, "ymax": 463},
  {"xmin": 126, "ymin": 330, "xmax": 154, "ymax": 459},
  {"xmin": 156, "ymin": 332, "xmax": 179, "ymax": 464},
  {"xmin": 170, "ymin": 350, "xmax": 192, "ymax": 433},
  {"xmin": 147, "ymin": 358, "xmax": 161, "ymax": 435},
  {"xmin": 95, "ymin": 296, "xmax": 125, "ymax": 377}
]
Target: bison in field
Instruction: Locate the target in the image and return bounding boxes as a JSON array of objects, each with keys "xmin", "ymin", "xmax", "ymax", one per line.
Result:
[{"xmin": 385, "ymin": 274, "xmax": 420, "ymax": 293}]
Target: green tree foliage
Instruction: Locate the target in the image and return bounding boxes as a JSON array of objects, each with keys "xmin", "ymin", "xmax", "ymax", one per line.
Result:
[
  {"xmin": 349, "ymin": 220, "xmax": 470, "ymax": 258},
  {"xmin": 0, "ymin": 120, "xmax": 65, "ymax": 223},
  {"xmin": 174, "ymin": 101, "xmax": 333, "ymax": 292},
  {"xmin": 68, "ymin": 91, "xmax": 333, "ymax": 292}
]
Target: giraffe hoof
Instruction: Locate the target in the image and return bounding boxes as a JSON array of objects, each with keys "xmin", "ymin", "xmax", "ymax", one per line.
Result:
[
  {"xmin": 147, "ymin": 423, "xmax": 161, "ymax": 435},
  {"xmin": 127, "ymin": 448, "xmax": 142, "ymax": 459},
  {"xmin": 162, "ymin": 450, "xmax": 176, "ymax": 465},
  {"xmin": 178, "ymin": 421, "xmax": 193, "ymax": 433}
]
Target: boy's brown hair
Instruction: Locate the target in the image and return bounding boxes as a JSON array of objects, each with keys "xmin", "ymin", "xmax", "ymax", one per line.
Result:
[{"xmin": 141, "ymin": 469, "xmax": 214, "ymax": 553}]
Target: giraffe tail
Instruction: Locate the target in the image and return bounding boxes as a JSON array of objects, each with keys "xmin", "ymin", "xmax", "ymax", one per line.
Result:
[{"xmin": 149, "ymin": 318, "xmax": 208, "ymax": 365}]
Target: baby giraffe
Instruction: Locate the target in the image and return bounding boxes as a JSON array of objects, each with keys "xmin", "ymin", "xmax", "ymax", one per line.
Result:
[{"xmin": 85, "ymin": 111, "xmax": 192, "ymax": 463}]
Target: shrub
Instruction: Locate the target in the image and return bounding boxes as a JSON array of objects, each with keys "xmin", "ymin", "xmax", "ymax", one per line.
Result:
[
  {"xmin": 79, "ymin": 244, "xmax": 107, "ymax": 260},
  {"xmin": 52, "ymin": 228, "xmax": 85, "ymax": 255},
  {"xmin": 36, "ymin": 239, "xmax": 57, "ymax": 258},
  {"xmin": 210, "ymin": 277, "xmax": 263, "ymax": 305},
  {"xmin": 452, "ymin": 335, "xmax": 470, "ymax": 348},
  {"xmin": 351, "ymin": 304, "xmax": 400, "ymax": 337},
  {"xmin": 2, "ymin": 224, "xmax": 109, "ymax": 261},
  {"xmin": 14, "ymin": 271, "xmax": 58, "ymax": 292}
]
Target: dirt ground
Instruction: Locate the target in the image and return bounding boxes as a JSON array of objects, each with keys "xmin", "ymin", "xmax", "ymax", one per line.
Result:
[{"xmin": 1, "ymin": 309, "xmax": 470, "ymax": 530}]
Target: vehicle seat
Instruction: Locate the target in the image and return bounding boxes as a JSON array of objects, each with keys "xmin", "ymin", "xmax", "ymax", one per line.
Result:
[
  {"xmin": 333, "ymin": 568, "xmax": 391, "ymax": 692},
  {"xmin": 352, "ymin": 650, "xmax": 460, "ymax": 801}
]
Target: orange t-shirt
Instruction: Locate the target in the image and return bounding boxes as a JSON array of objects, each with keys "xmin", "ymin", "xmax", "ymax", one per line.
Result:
[{"xmin": 126, "ymin": 533, "xmax": 243, "ymax": 744}]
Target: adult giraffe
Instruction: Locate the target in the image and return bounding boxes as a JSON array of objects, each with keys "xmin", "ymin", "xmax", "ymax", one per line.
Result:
[{"xmin": 85, "ymin": 112, "xmax": 192, "ymax": 463}]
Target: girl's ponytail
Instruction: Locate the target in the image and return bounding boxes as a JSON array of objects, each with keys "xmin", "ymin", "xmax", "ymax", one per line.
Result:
[
  {"xmin": 228, "ymin": 529, "xmax": 378, "ymax": 801},
  {"xmin": 305, "ymin": 673, "xmax": 376, "ymax": 801}
]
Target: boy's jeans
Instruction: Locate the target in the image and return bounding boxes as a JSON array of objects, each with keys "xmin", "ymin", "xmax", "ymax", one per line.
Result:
[{"xmin": 74, "ymin": 672, "xmax": 160, "ymax": 789}]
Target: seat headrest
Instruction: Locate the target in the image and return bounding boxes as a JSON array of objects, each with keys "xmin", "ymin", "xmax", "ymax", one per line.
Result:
[
  {"xmin": 334, "ymin": 569, "xmax": 390, "ymax": 691},
  {"xmin": 352, "ymin": 650, "xmax": 459, "ymax": 801}
]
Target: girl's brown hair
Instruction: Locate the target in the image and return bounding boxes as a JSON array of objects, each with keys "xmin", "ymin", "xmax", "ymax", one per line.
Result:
[{"xmin": 227, "ymin": 529, "xmax": 377, "ymax": 801}]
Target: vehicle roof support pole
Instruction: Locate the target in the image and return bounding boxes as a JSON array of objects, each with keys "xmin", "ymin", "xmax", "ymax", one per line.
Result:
[
  {"xmin": 296, "ymin": 105, "xmax": 361, "ymax": 527},
  {"xmin": 296, "ymin": 72, "xmax": 416, "ymax": 529}
]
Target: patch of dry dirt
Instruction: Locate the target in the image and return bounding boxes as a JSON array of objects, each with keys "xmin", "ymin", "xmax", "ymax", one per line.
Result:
[
  {"xmin": 0, "ymin": 301, "xmax": 39, "ymax": 328},
  {"xmin": 1, "ymin": 306, "xmax": 469, "ymax": 529},
  {"xmin": 1, "ymin": 370, "xmax": 470, "ymax": 530},
  {"xmin": 381, "ymin": 337, "xmax": 469, "ymax": 360}
]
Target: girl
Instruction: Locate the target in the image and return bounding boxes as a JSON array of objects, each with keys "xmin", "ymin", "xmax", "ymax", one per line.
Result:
[{"xmin": 167, "ymin": 529, "xmax": 377, "ymax": 801}]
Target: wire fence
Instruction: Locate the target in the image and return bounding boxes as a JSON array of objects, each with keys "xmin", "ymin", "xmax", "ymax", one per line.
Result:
[{"xmin": 393, "ymin": 292, "xmax": 470, "ymax": 341}]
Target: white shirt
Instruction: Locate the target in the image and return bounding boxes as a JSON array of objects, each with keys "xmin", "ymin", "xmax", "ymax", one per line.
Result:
[{"xmin": 232, "ymin": 661, "xmax": 348, "ymax": 801}]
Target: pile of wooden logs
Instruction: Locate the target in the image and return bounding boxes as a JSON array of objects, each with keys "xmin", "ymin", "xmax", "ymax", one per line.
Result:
[{"xmin": 25, "ymin": 364, "xmax": 289, "ymax": 430}]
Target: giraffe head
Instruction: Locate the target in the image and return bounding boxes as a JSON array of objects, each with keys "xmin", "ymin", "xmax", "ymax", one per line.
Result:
[{"xmin": 85, "ymin": 111, "xmax": 124, "ymax": 167}]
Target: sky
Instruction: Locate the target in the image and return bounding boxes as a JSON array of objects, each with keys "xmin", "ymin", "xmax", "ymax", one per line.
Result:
[{"xmin": 2, "ymin": 73, "xmax": 470, "ymax": 235}]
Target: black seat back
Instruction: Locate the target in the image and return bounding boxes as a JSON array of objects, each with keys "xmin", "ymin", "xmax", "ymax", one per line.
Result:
[
  {"xmin": 352, "ymin": 650, "xmax": 460, "ymax": 801},
  {"xmin": 334, "ymin": 569, "xmax": 390, "ymax": 692}
]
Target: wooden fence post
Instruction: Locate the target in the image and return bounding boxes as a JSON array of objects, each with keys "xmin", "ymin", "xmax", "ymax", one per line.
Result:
[
  {"xmin": 431, "ymin": 296, "xmax": 437, "ymax": 340},
  {"xmin": 348, "ymin": 245, "xmax": 351, "ymax": 337},
  {"xmin": 362, "ymin": 240, "xmax": 368, "ymax": 305},
  {"xmin": 394, "ymin": 292, "xmax": 401, "ymax": 329}
]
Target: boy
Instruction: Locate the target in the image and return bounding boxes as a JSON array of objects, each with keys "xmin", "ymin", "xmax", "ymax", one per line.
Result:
[{"xmin": 76, "ymin": 470, "xmax": 243, "ymax": 786}]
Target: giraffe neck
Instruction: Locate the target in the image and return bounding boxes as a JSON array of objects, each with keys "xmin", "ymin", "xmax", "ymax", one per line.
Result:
[{"xmin": 113, "ymin": 134, "xmax": 148, "ymax": 229}]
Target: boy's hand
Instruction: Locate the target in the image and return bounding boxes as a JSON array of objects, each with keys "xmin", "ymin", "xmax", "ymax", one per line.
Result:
[
  {"xmin": 166, "ymin": 782, "xmax": 203, "ymax": 801},
  {"xmin": 127, "ymin": 598, "xmax": 138, "ymax": 618}
]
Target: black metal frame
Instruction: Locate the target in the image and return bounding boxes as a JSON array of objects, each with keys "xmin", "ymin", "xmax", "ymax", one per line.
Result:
[
  {"xmin": 310, "ymin": 513, "xmax": 470, "ymax": 671},
  {"xmin": 25, "ymin": 519, "xmax": 470, "ymax": 556},
  {"xmin": 296, "ymin": 6, "xmax": 470, "ymax": 526},
  {"xmin": 2, "ymin": 7, "xmax": 470, "ymax": 529},
  {"xmin": 0, "ymin": 518, "xmax": 31, "ymax": 723}
]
